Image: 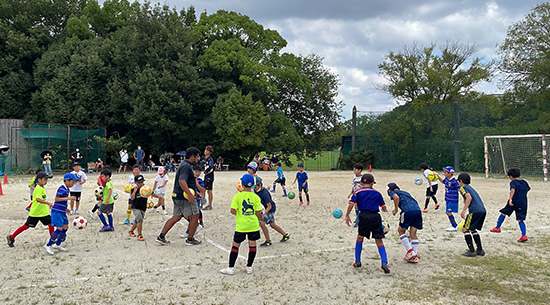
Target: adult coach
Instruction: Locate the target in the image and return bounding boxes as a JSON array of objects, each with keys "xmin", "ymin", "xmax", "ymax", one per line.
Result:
[
  {"xmin": 134, "ymin": 146, "xmax": 145, "ymax": 171},
  {"xmin": 118, "ymin": 148, "xmax": 128, "ymax": 174},
  {"xmin": 156, "ymin": 147, "xmax": 202, "ymax": 246}
]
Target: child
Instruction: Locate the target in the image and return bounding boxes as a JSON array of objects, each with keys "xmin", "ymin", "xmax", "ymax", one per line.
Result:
[
  {"xmin": 254, "ymin": 176, "xmax": 290, "ymax": 246},
  {"xmin": 490, "ymin": 168, "xmax": 531, "ymax": 242},
  {"xmin": 292, "ymin": 162, "xmax": 310, "ymax": 206},
  {"xmin": 7, "ymin": 172, "xmax": 54, "ymax": 248},
  {"xmin": 151, "ymin": 166, "xmax": 169, "ymax": 215},
  {"xmin": 97, "ymin": 169, "xmax": 115, "ymax": 232},
  {"xmin": 387, "ymin": 183, "xmax": 422, "ymax": 263},
  {"xmin": 220, "ymin": 174, "xmax": 263, "ymax": 275},
  {"xmin": 247, "ymin": 161, "xmax": 258, "ymax": 176},
  {"xmin": 438, "ymin": 166, "xmax": 461, "ymax": 231},
  {"xmin": 26, "ymin": 169, "xmax": 43, "ymax": 211},
  {"xmin": 347, "ymin": 164, "xmax": 364, "ymax": 228},
  {"xmin": 87, "ymin": 173, "xmax": 107, "ymax": 219},
  {"xmin": 69, "ymin": 162, "xmax": 87, "ymax": 215},
  {"xmin": 345, "ymin": 174, "xmax": 390, "ymax": 274},
  {"xmin": 419, "ymin": 162, "xmax": 439, "ymax": 212},
  {"xmin": 271, "ymin": 162, "xmax": 287, "ymax": 197},
  {"xmin": 125, "ymin": 165, "xmax": 141, "ymax": 224},
  {"xmin": 129, "ymin": 175, "xmax": 147, "ymax": 241},
  {"xmin": 180, "ymin": 165, "xmax": 206, "ymax": 238},
  {"xmin": 457, "ymin": 173, "xmax": 486, "ymax": 257},
  {"xmin": 44, "ymin": 173, "xmax": 78, "ymax": 254},
  {"xmin": 202, "ymin": 145, "xmax": 215, "ymax": 210}
]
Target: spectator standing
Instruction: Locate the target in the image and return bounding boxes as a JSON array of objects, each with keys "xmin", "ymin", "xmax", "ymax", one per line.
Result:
[{"xmin": 134, "ymin": 146, "xmax": 145, "ymax": 171}]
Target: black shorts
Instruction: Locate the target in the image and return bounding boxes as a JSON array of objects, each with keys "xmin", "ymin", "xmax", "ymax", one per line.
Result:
[
  {"xmin": 275, "ymin": 177, "xmax": 286, "ymax": 186},
  {"xmin": 233, "ymin": 231, "xmax": 261, "ymax": 243},
  {"xmin": 358, "ymin": 211, "xmax": 385, "ymax": 239},
  {"xmin": 464, "ymin": 212, "xmax": 486, "ymax": 232},
  {"xmin": 298, "ymin": 186, "xmax": 309, "ymax": 193},
  {"xmin": 426, "ymin": 184, "xmax": 438, "ymax": 197},
  {"xmin": 204, "ymin": 175, "xmax": 214, "ymax": 191},
  {"xmin": 25, "ymin": 215, "xmax": 52, "ymax": 228},
  {"xmin": 70, "ymin": 191, "xmax": 81, "ymax": 202},
  {"xmin": 121, "ymin": 162, "xmax": 127, "ymax": 166},
  {"xmin": 500, "ymin": 203, "xmax": 527, "ymax": 220}
]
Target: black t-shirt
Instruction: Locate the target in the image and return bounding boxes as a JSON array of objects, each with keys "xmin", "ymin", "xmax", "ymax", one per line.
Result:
[
  {"xmin": 133, "ymin": 187, "xmax": 148, "ymax": 211},
  {"xmin": 172, "ymin": 160, "xmax": 197, "ymax": 200}
]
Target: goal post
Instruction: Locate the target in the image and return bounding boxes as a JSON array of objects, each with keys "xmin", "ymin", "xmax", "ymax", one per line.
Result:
[{"xmin": 484, "ymin": 134, "xmax": 549, "ymax": 181}]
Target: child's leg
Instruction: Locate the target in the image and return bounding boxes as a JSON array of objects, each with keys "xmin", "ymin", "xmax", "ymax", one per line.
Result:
[
  {"xmin": 471, "ymin": 230, "xmax": 483, "ymax": 251},
  {"xmin": 47, "ymin": 227, "xmax": 62, "ymax": 246},
  {"xmin": 75, "ymin": 200, "xmax": 80, "ymax": 212},
  {"xmin": 495, "ymin": 213, "xmax": 506, "ymax": 229},
  {"xmin": 375, "ymin": 239, "xmax": 388, "ymax": 265},
  {"xmin": 424, "ymin": 197, "xmax": 430, "ymax": 210},
  {"xmin": 260, "ymin": 221, "xmax": 271, "ymax": 242},
  {"xmin": 410, "ymin": 228, "xmax": 419, "ymax": 254},
  {"xmin": 107, "ymin": 214, "xmax": 114, "ymax": 228},
  {"xmin": 464, "ymin": 231, "xmax": 475, "ymax": 252},
  {"xmin": 272, "ymin": 183, "xmax": 276, "ymax": 192},
  {"xmin": 137, "ymin": 222, "xmax": 143, "ymax": 235},
  {"xmin": 268, "ymin": 223, "xmax": 287, "ymax": 236},
  {"xmin": 10, "ymin": 224, "xmax": 29, "ymax": 239},
  {"xmin": 354, "ymin": 235, "xmax": 364, "ymax": 263},
  {"xmin": 126, "ymin": 204, "xmax": 132, "ymax": 222},
  {"xmin": 69, "ymin": 199, "xmax": 75, "ymax": 213},
  {"xmin": 305, "ymin": 190, "xmax": 310, "ymax": 203},
  {"xmin": 229, "ymin": 242, "xmax": 241, "ymax": 267},
  {"xmin": 298, "ymin": 191, "xmax": 303, "ymax": 203},
  {"xmin": 282, "ymin": 186, "xmax": 287, "ymax": 196},
  {"xmin": 518, "ymin": 220, "xmax": 527, "ymax": 237},
  {"xmin": 98, "ymin": 213, "xmax": 108, "ymax": 227},
  {"xmin": 57, "ymin": 227, "xmax": 68, "ymax": 245},
  {"xmin": 447, "ymin": 212, "xmax": 457, "ymax": 227},
  {"xmin": 247, "ymin": 240, "xmax": 257, "ymax": 267}
]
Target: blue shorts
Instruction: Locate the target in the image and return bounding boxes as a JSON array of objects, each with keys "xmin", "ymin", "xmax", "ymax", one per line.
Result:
[
  {"xmin": 51, "ymin": 212, "xmax": 69, "ymax": 228},
  {"xmin": 446, "ymin": 201, "xmax": 458, "ymax": 213},
  {"xmin": 399, "ymin": 210, "xmax": 423, "ymax": 230},
  {"xmin": 262, "ymin": 211, "xmax": 275, "ymax": 224},
  {"xmin": 499, "ymin": 203, "xmax": 527, "ymax": 220}
]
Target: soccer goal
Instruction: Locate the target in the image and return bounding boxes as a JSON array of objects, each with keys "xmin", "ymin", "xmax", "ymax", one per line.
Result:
[{"xmin": 484, "ymin": 134, "xmax": 549, "ymax": 181}]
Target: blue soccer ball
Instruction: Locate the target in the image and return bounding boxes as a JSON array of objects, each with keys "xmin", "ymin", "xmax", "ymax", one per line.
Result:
[
  {"xmin": 381, "ymin": 219, "xmax": 390, "ymax": 234},
  {"xmin": 414, "ymin": 178, "xmax": 422, "ymax": 186},
  {"xmin": 333, "ymin": 209, "xmax": 343, "ymax": 219}
]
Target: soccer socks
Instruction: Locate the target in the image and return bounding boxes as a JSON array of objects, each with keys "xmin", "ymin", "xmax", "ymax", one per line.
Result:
[
  {"xmin": 496, "ymin": 214, "xmax": 506, "ymax": 229},
  {"xmin": 229, "ymin": 246, "xmax": 239, "ymax": 268},
  {"xmin": 272, "ymin": 184, "xmax": 276, "ymax": 192},
  {"xmin": 299, "ymin": 196, "xmax": 303, "ymax": 202},
  {"xmin": 411, "ymin": 239, "xmax": 419, "ymax": 254},
  {"xmin": 519, "ymin": 221, "xmax": 527, "ymax": 237},
  {"xmin": 48, "ymin": 224, "xmax": 54, "ymax": 235},
  {"xmin": 472, "ymin": 231, "xmax": 483, "ymax": 251},
  {"xmin": 377, "ymin": 245, "xmax": 388, "ymax": 265},
  {"xmin": 98, "ymin": 214, "xmax": 108, "ymax": 227},
  {"xmin": 464, "ymin": 232, "xmax": 475, "ymax": 252},
  {"xmin": 91, "ymin": 204, "xmax": 99, "ymax": 213},
  {"xmin": 432, "ymin": 195, "xmax": 438, "ymax": 204},
  {"xmin": 355, "ymin": 240, "xmax": 363, "ymax": 263},
  {"xmin": 126, "ymin": 209, "xmax": 132, "ymax": 220},
  {"xmin": 283, "ymin": 188, "xmax": 287, "ymax": 196},
  {"xmin": 424, "ymin": 198, "xmax": 430, "ymax": 209},
  {"xmin": 306, "ymin": 193, "xmax": 310, "ymax": 201},
  {"xmin": 58, "ymin": 229, "xmax": 67, "ymax": 244},
  {"xmin": 10, "ymin": 225, "xmax": 29, "ymax": 239},
  {"xmin": 47, "ymin": 229, "xmax": 61, "ymax": 246},
  {"xmin": 400, "ymin": 234, "xmax": 412, "ymax": 251},
  {"xmin": 107, "ymin": 214, "xmax": 114, "ymax": 228},
  {"xmin": 448, "ymin": 214, "xmax": 457, "ymax": 227},
  {"xmin": 247, "ymin": 246, "xmax": 257, "ymax": 267}
]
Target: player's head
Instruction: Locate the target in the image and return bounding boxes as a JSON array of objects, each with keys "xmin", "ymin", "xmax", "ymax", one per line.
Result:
[
  {"xmin": 185, "ymin": 147, "xmax": 201, "ymax": 163},
  {"xmin": 247, "ymin": 161, "xmax": 258, "ymax": 173},
  {"xmin": 507, "ymin": 168, "xmax": 520, "ymax": 178},
  {"xmin": 101, "ymin": 169, "xmax": 112, "ymax": 181},
  {"xmin": 254, "ymin": 176, "xmax": 263, "ymax": 191},
  {"xmin": 443, "ymin": 166, "xmax": 455, "ymax": 177},
  {"xmin": 134, "ymin": 174, "xmax": 145, "ymax": 186},
  {"xmin": 297, "ymin": 162, "xmax": 304, "ymax": 170},
  {"xmin": 36, "ymin": 171, "xmax": 49, "ymax": 185},
  {"xmin": 275, "ymin": 162, "xmax": 281, "ymax": 168},
  {"xmin": 204, "ymin": 146, "xmax": 213, "ymax": 155},
  {"xmin": 193, "ymin": 164, "xmax": 202, "ymax": 178},
  {"xmin": 132, "ymin": 165, "xmax": 141, "ymax": 175},
  {"xmin": 240, "ymin": 174, "xmax": 255, "ymax": 190},
  {"xmin": 419, "ymin": 162, "xmax": 429, "ymax": 171},
  {"xmin": 73, "ymin": 162, "xmax": 81, "ymax": 171},
  {"xmin": 157, "ymin": 166, "xmax": 165, "ymax": 176},
  {"xmin": 360, "ymin": 173, "xmax": 375, "ymax": 186},
  {"xmin": 386, "ymin": 182, "xmax": 399, "ymax": 193},
  {"xmin": 35, "ymin": 168, "xmax": 43, "ymax": 176},
  {"xmin": 457, "ymin": 172, "xmax": 471, "ymax": 185},
  {"xmin": 353, "ymin": 163, "xmax": 363, "ymax": 173},
  {"xmin": 63, "ymin": 173, "xmax": 79, "ymax": 188}
]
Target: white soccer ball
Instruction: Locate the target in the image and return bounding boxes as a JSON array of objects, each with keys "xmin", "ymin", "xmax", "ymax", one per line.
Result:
[
  {"xmin": 73, "ymin": 216, "xmax": 87, "ymax": 229},
  {"xmin": 113, "ymin": 191, "xmax": 119, "ymax": 200},
  {"xmin": 94, "ymin": 186, "xmax": 104, "ymax": 197},
  {"xmin": 414, "ymin": 178, "xmax": 422, "ymax": 186}
]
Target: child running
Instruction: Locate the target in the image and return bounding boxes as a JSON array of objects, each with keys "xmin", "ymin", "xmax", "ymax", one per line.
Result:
[
  {"xmin": 26, "ymin": 169, "xmax": 43, "ymax": 211},
  {"xmin": 347, "ymin": 164, "xmax": 363, "ymax": 228},
  {"xmin": 69, "ymin": 162, "xmax": 87, "ymax": 215},
  {"xmin": 124, "ymin": 165, "xmax": 141, "ymax": 224},
  {"xmin": 271, "ymin": 162, "xmax": 287, "ymax": 197},
  {"xmin": 293, "ymin": 162, "xmax": 310, "ymax": 206},
  {"xmin": 387, "ymin": 182, "xmax": 422, "ymax": 263},
  {"xmin": 129, "ymin": 174, "xmax": 147, "ymax": 241},
  {"xmin": 97, "ymin": 169, "xmax": 115, "ymax": 232},
  {"xmin": 151, "ymin": 166, "xmax": 169, "ymax": 215},
  {"xmin": 87, "ymin": 173, "xmax": 107, "ymax": 219},
  {"xmin": 439, "ymin": 166, "xmax": 461, "ymax": 231},
  {"xmin": 419, "ymin": 162, "xmax": 439, "ymax": 212},
  {"xmin": 255, "ymin": 176, "xmax": 290, "ymax": 246},
  {"xmin": 458, "ymin": 173, "xmax": 486, "ymax": 257},
  {"xmin": 490, "ymin": 168, "xmax": 531, "ymax": 242},
  {"xmin": 44, "ymin": 173, "xmax": 79, "ymax": 254},
  {"xmin": 345, "ymin": 173, "xmax": 390, "ymax": 274},
  {"xmin": 220, "ymin": 174, "xmax": 263, "ymax": 275}
]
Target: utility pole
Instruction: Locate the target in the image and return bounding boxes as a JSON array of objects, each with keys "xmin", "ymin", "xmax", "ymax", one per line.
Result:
[
  {"xmin": 351, "ymin": 106, "xmax": 357, "ymax": 151},
  {"xmin": 453, "ymin": 98, "xmax": 460, "ymax": 171}
]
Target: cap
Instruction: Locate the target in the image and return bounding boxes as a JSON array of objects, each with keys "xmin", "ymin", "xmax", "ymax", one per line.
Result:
[
  {"xmin": 255, "ymin": 176, "xmax": 262, "ymax": 185},
  {"xmin": 134, "ymin": 174, "xmax": 145, "ymax": 183},
  {"xmin": 157, "ymin": 167, "xmax": 165, "ymax": 174},
  {"xmin": 36, "ymin": 172, "xmax": 49, "ymax": 179},
  {"xmin": 386, "ymin": 182, "xmax": 399, "ymax": 191},
  {"xmin": 361, "ymin": 173, "xmax": 375, "ymax": 184},
  {"xmin": 73, "ymin": 161, "xmax": 80, "ymax": 166},
  {"xmin": 443, "ymin": 166, "xmax": 455, "ymax": 174},
  {"xmin": 247, "ymin": 161, "xmax": 258, "ymax": 170},
  {"xmin": 63, "ymin": 173, "xmax": 79, "ymax": 181},
  {"xmin": 241, "ymin": 174, "xmax": 255, "ymax": 187},
  {"xmin": 297, "ymin": 162, "xmax": 304, "ymax": 167}
]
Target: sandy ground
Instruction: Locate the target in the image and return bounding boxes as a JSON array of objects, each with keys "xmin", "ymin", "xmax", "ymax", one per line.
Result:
[{"xmin": 0, "ymin": 169, "xmax": 549, "ymax": 304}]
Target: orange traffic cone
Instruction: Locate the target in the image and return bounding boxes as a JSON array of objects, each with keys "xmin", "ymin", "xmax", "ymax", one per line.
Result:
[
  {"xmin": 369, "ymin": 165, "xmax": 372, "ymax": 172},
  {"xmin": 3, "ymin": 173, "xmax": 8, "ymax": 184},
  {"xmin": 0, "ymin": 181, "xmax": 4, "ymax": 196}
]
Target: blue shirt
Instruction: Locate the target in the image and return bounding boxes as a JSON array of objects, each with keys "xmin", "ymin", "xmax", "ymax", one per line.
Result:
[
  {"xmin": 350, "ymin": 187, "xmax": 385, "ymax": 212},
  {"xmin": 388, "ymin": 190, "xmax": 420, "ymax": 213},
  {"xmin": 134, "ymin": 149, "xmax": 144, "ymax": 161},
  {"xmin": 255, "ymin": 187, "xmax": 276, "ymax": 213},
  {"xmin": 443, "ymin": 177, "xmax": 460, "ymax": 204},
  {"xmin": 52, "ymin": 184, "xmax": 70, "ymax": 214},
  {"xmin": 510, "ymin": 179, "xmax": 530, "ymax": 207},
  {"xmin": 172, "ymin": 160, "xmax": 196, "ymax": 200},
  {"xmin": 460, "ymin": 185, "xmax": 486, "ymax": 213},
  {"xmin": 277, "ymin": 167, "xmax": 285, "ymax": 179},
  {"xmin": 296, "ymin": 171, "xmax": 308, "ymax": 188},
  {"xmin": 195, "ymin": 178, "xmax": 205, "ymax": 204}
]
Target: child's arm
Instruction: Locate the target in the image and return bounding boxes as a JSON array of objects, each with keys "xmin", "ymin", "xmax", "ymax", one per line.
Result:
[
  {"xmin": 303, "ymin": 179, "xmax": 307, "ymax": 187},
  {"xmin": 264, "ymin": 202, "xmax": 272, "ymax": 214},
  {"xmin": 508, "ymin": 188, "xmax": 516, "ymax": 206},
  {"xmin": 131, "ymin": 187, "xmax": 137, "ymax": 200},
  {"xmin": 255, "ymin": 210, "xmax": 262, "ymax": 221},
  {"xmin": 152, "ymin": 180, "xmax": 158, "ymax": 191},
  {"xmin": 105, "ymin": 189, "xmax": 112, "ymax": 205},
  {"xmin": 460, "ymin": 193, "xmax": 472, "ymax": 219},
  {"xmin": 230, "ymin": 208, "xmax": 236, "ymax": 215},
  {"xmin": 79, "ymin": 177, "xmax": 86, "ymax": 185},
  {"xmin": 35, "ymin": 198, "xmax": 53, "ymax": 209},
  {"xmin": 391, "ymin": 194, "xmax": 400, "ymax": 215},
  {"xmin": 159, "ymin": 179, "xmax": 168, "ymax": 189},
  {"xmin": 344, "ymin": 201, "xmax": 355, "ymax": 227}
]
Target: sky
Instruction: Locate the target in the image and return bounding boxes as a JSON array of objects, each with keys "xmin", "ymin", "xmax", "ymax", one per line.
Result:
[{"xmin": 150, "ymin": 0, "xmax": 542, "ymax": 119}]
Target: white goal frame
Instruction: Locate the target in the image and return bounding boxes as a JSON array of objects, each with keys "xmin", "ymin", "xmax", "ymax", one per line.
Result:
[{"xmin": 484, "ymin": 134, "xmax": 548, "ymax": 181}]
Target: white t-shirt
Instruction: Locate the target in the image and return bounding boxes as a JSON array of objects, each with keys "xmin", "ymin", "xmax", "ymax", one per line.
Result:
[
  {"xmin": 128, "ymin": 174, "xmax": 136, "ymax": 198},
  {"xmin": 120, "ymin": 151, "xmax": 128, "ymax": 163},
  {"xmin": 155, "ymin": 174, "xmax": 169, "ymax": 193},
  {"xmin": 70, "ymin": 170, "xmax": 87, "ymax": 192},
  {"xmin": 423, "ymin": 169, "xmax": 438, "ymax": 188},
  {"xmin": 352, "ymin": 175, "xmax": 362, "ymax": 192}
]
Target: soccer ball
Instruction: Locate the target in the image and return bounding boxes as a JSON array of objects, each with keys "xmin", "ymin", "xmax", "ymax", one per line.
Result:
[
  {"xmin": 428, "ymin": 171, "xmax": 439, "ymax": 182},
  {"xmin": 73, "ymin": 216, "xmax": 87, "ymax": 229},
  {"xmin": 184, "ymin": 188, "xmax": 195, "ymax": 200},
  {"xmin": 140, "ymin": 185, "xmax": 152, "ymax": 198},
  {"xmin": 457, "ymin": 221, "xmax": 465, "ymax": 232},
  {"xmin": 288, "ymin": 192, "xmax": 295, "ymax": 199},
  {"xmin": 381, "ymin": 219, "xmax": 390, "ymax": 235},
  {"xmin": 147, "ymin": 200, "xmax": 154, "ymax": 209},
  {"xmin": 94, "ymin": 186, "xmax": 104, "ymax": 197},
  {"xmin": 236, "ymin": 181, "xmax": 244, "ymax": 192},
  {"xmin": 333, "ymin": 208, "xmax": 343, "ymax": 219},
  {"xmin": 124, "ymin": 184, "xmax": 133, "ymax": 193},
  {"xmin": 414, "ymin": 178, "xmax": 422, "ymax": 186},
  {"xmin": 113, "ymin": 192, "xmax": 119, "ymax": 200}
]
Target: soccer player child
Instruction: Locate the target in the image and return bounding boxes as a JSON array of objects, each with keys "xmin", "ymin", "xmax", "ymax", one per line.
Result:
[
  {"xmin": 26, "ymin": 169, "xmax": 43, "ymax": 211},
  {"xmin": 255, "ymin": 176, "xmax": 290, "ymax": 246},
  {"xmin": 125, "ymin": 165, "xmax": 141, "ymax": 224},
  {"xmin": 97, "ymin": 169, "xmax": 115, "ymax": 232},
  {"xmin": 345, "ymin": 174, "xmax": 390, "ymax": 274},
  {"xmin": 87, "ymin": 173, "xmax": 107, "ymax": 219},
  {"xmin": 151, "ymin": 166, "xmax": 169, "ymax": 215},
  {"xmin": 220, "ymin": 174, "xmax": 263, "ymax": 275},
  {"xmin": 490, "ymin": 168, "xmax": 531, "ymax": 242},
  {"xmin": 387, "ymin": 183, "xmax": 422, "ymax": 263},
  {"xmin": 201, "ymin": 145, "xmax": 215, "ymax": 210},
  {"xmin": 129, "ymin": 174, "xmax": 147, "ymax": 241},
  {"xmin": 438, "ymin": 166, "xmax": 461, "ymax": 231},
  {"xmin": 457, "ymin": 173, "xmax": 486, "ymax": 257},
  {"xmin": 292, "ymin": 162, "xmax": 310, "ymax": 206},
  {"xmin": 419, "ymin": 162, "xmax": 440, "ymax": 212},
  {"xmin": 69, "ymin": 162, "xmax": 87, "ymax": 215},
  {"xmin": 44, "ymin": 173, "xmax": 78, "ymax": 254},
  {"xmin": 347, "ymin": 163, "xmax": 363, "ymax": 227},
  {"xmin": 271, "ymin": 162, "xmax": 287, "ymax": 197},
  {"xmin": 7, "ymin": 172, "xmax": 54, "ymax": 248},
  {"xmin": 247, "ymin": 161, "xmax": 258, "ymax": 176}
]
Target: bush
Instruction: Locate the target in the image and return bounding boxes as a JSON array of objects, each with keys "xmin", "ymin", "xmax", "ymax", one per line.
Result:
[{"xmin": 340, "ymin": 149, "xmax": 374, "ymax": 170}]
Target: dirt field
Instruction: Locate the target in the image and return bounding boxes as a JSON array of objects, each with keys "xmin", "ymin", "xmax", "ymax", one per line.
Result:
[{"xmin": 1, "ymin": 169, "xmax": 549, "ymax": 304}]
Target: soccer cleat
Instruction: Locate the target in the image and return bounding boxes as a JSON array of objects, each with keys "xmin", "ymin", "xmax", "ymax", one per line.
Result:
[
  {"xmin": 162, "ymin": 210, "xmax": 168, "ymax": 215},
  {"xmin": 353, "ymin": 261, "xmax": 362, "ymax": 268},
  {"xmin": 156, "ymin": 235, "xmax": 170, "ymax": 245},
  {"xmin": 282, "ymin": 194, "xmax": 288, "ymax": 197},
  {"xmin": 518, "ymin": 236, "xmax": 528, "ymax": 242},
  {"xmin": 199, "ymin": 221, "xmax": 204, "ymax": 228},
  {"xmin": 75, "ymin": 209, "xmax": 79, "ymax": 215},
  {"xmin": 52, "ymin": 244, "xmax": 68, "ymax": 252},
  {"xmin": 307, "ymin": 201, "xmax": 310, "ymax": 206},
  {"xmin": 476, "ymin": 249, "xmax": 485, "ymax": 256},
  {"xmin": 461, "ymin": 250, "xmax": 477, "ymax": 257},
  {"xmin": 129, "ymin": 231, "xmax": 136, "ymax": 237},
  {"xmin": 404, "ymin": 249, "xmax": 417, "ymax": 261},
  {"xmin": 422, "ymin": 209, "xmax": 428, "ymax": 213},
  {"xmin": 44, "ymin": 244, "xmax": 54, "ymax": 255},
  {"xmin": 434, "ymin": 204, "xmax": 440, "ymax": 210},
  {"xmin": 408, "ymin": 256, "xmax": 419, "ymax": 264},
  {"xmin": 490, "ymin": 227, "xmax": 501, "ymax": 233},
  {"xmin": 299, "ymin": 202, "xmax": 303, "ymax": 206},
  {"xmin": 109, "ymin": 226, "xmax": 115, "ymax": 231},
  {"xmin": 179, "ymin": 232, "xmax": 189, "ymax": 238},
  {"xmin": 202, "ymin": 206, "xmax": 212, "ymax": 210},
  {"xmin": 446, "ymin": 226, "xmax": 458, "ymax": 232},
  {"xmin": 244, "ymin": 266, "xmax": 253, "ymax": 274},
  {"xmin": 124, "ymin": 219, "xmax": 130, "ymax": 225},
  {"xmin": 220, "ymin": 267, "xmax": 235, "ymax": 275},
  {"xmin": 88, "ymin": 210, "xmax": 95, "ymax": 219},
  {"xmin": 280, "ymin": 234, "xmax": 290, "ymax": 242},
  {"xmin": 6, "ymin": 235, "xmax": 15, "ymax": 247},
  {"xmin": 381, "ymin": 264, "xmax": 391, "ymax": 274},
  {"xmin": 270, "ymin": 189, "xmax": 275, "ymax": 193},
  {"xmin": 260, "ymin": 240, "xmax": 273, "ymax": 247},
  {"xmin": 137, "ymin": 234, "xmax": 145, "ymax": 241},
  {"xmin": 99, "ymin": 226, "xmax": 111, "ymax": 232},
  {"xmin": 185, "ymin": 238, "xmax": 202, "ymax": 246},
  {"xmin": 151, "ymin": 207, "xmax": 158, "ymax": 213}
]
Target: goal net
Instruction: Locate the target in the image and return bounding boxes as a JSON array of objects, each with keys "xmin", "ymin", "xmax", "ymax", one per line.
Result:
[{"xmin": 484, "ymin": 134, "xmax": 549, "ymax": 181}]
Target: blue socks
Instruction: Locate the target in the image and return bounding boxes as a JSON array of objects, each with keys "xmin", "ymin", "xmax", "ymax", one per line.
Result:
[
  {"xmin": 107, "ymin": 214, "xmax": 114, "ymax": 228},
  {"xmin": 496, "ymin": 214, "xmax": 506, "ymax": 229},
  {"xmin": 519, "ymin": 221, "xmax": 527, "ymax": 236},
  {"xmin": 98, "ymin": 214, "xmax": 107, "ymax": 227},
  {"xmin": 448, "ymin": 214, "xmax": 457, "ymax": 227},
  {"xmin": 57, "ymin": 229, "xmax": 67, "ymax": 244},
  {"xmin": 47, "ymin": 229, "xmax": 61, "ymax": 246},
  {"xmin": 378, "ymin": 245, "xmax": 388, "ymax": 265},
  {"xmin": 355, "ymin": 240, "xmax": 363, "ymax": 263}
]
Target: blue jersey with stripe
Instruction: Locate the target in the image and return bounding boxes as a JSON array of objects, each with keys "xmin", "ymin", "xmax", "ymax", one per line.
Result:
[
  {"xmin": 52, "ymin": 184, "xmax": 70, "ymax": 214},
  {"xmin": 296, "ymin": 171, "xmax": 308, "ymax": 188},
  {"xmin": 349, "ymin": 187, "xmax": 385, "ymax": 212},
  {"xmin": 443, "ymin": 177, "xmax": 460, "ymax": 204},
  {"xmin": 388, "ymin": 190, "xmax": 420, "ymax": 213}
]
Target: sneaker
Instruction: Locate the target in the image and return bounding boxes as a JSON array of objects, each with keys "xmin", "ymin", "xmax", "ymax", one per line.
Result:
[
  {"xmin": 260, "ymin": 240, "xmax": 272, "ymax": 247},
  {"xmin": 109, "ymin": 226, "xmax": 115, "ymax": 231},
  {"xmin": 203, "ymin": 206, "xmax": 212, "ymax": 210},
  {"xmin": 151, "ymin": 207, "xmax": 158, "ymax": 213},
  {"xmin": 270, "ymin": 189, "xmax": 275, "ymax": 193},
  {"xmin": 124, "ymin": 219, "xmax": 130, "ymax": 225},
  {"xmin": 137, "ymin": 234, "xmax": 145, "ymax": 241},
  {"xmin": 404, "ymin": 249, "xmax": 417, "ymax": 261},
  {"xmin": 179, "ymin": 232, "xmax": 189, "ymax": 238},
  {"xmin": 220, "ymin": 267, "xmax": 235, "ymax": 275},
  {"xmin": 88, "ymin": 210, "xmax": 95, "ymax": 219},
  {"xmin": 299, "ymin": 202, "xmax": 303, "ymax": 206},
  {"xmin": 44, "ymin": 244, "xmax": 54, "ymax": 255},
  {"xmin": 461, "ymin": 250, "xmax": 477, "ymax": 257},
  {"xmin": 129, "ymin": 231, "xmax": 136, "ymax": 237},
  {"xmin": 199, "ymin": 221, "xmax": 204, "ymax": 228},
  {"xmin": 75, "ymin": 209, "xmax": 79, "ymax": 215},
  {"xmin": 52, "ymin": 244, "xmax": 68, "ymax": 252},
  {"xmin": 99, "ymin": 226, "xmax": 111, "ymax": 232},
  {"xmin": 282, "ymin": 194, "xmax": 288, "ymax": 197},
  {"xmin": 381, "ymin": 263, "xmax": 390, "ymax": 274},
  {"xmin": 70, "ymin": 210, "xmax": 75, "ymax": 215},
  {"xmin": 353, "ymin": 261, "xmax": 362, "ymax": 268},
  {"xmin": 244, "ymin": 266, "xmax": 253, "ymax": 274},
  {"xmin": 518, "ymin": 235, "xmax": 528, "ymax": 242},
  {"xmin": 476, "ymin": 249, "xmax": 485, "ymax": 256},
  {"xmin": 185, "ymin": 238, "xmax": 202, "ymax": 246},
  {"xmin": 490, "ymin": 227, "xmax": 501, "ymax": 233},
  {"xmin": 156, "ymin": 235, "xmax": 170, "ymax": 245},
  {"xmin": 446, "ymin": 226, "xmax": 457, "ymax": 232},
  {"xmin": 280, "ymin": 234, "xmax": 290, "ymax": 242},
  {"xmin": 6, "ymin": 235, "xmax": 15, "ymax": 247},
  {"xmin": 408, "ymin": 256, "xmax": 419, "ymax": 263},
  {"xmin": 307, "ymin": 201, "xmax": 310, "ymax": 206},
  {"xmin": 422, "ymin": 209, "xmax": 428, "ymax": 213},
  {"xmin": 162, "ymin": 210, "xmax": 168, "ymax": 215},
  {"xmin": 434, "ymin": 204, "xmax": 440, "ymax": 210}
]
